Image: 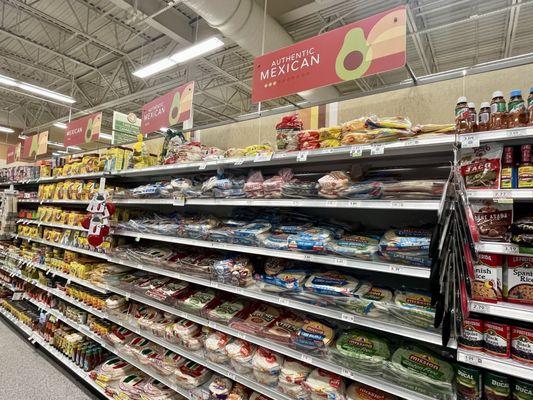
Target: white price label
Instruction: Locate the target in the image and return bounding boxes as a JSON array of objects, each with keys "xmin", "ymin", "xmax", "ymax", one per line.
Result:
[
  {"xmin": 502, "ymin": 244, "xmax": 518, "ymax": 253},
  {"xmin": 389, "ymin": 265, "xmax": 402, "ymax": 273},
  {"xmin": 470, "ymin": 302, "xmax": 489, "ymax": 313},
  {"xmin": 463, "ymin": 354, "xmax": 483, "ymax": 365},
  {"xmin": 225, "ymin": 372, "xmax": 236, "ymax": 381},
  {"xmin": 135, "ymin": 236, "xmax": 140, "ymax": 242},
  {"xmin": 301, "ymin": 354, "xmax": 312, "ymax": 363},
  {"xmin": 348, "ymin": 200, "xmax": 362, "ymax": 208},
  {"xmin": 404, "ymin": 139, "xmax": 420, "ymax": 147},
  {"xmin": 254, "ymin": 153, "xmax": 273, "ymax": 163},
  {"xmin": 370, "ymin": 144, "xmax": 384, "ymax": 155},
  {"xmin": 210, "ymin": 281, "xmax": 219, "ymax": 289},
  {"xmin": 341, "ymin": 313, "xmax": 355, "ymax": 323},
  {"xmin": 325, "ymin": 200, "xmax": 338, "ymax": 207},
  {"xmin": 235, "ymin": 287, "xmax": 245, "ymax": 295},
  {"xmin": 172, "ymin": 197, "xmax": 185, "ymax": 206},
  {"xmin": 278, "ymin": 298, "xmax": 290, "ymax": 306},
  {"xmin": 460, "ymin": 135, "xmax": 480, "ymax": 148},
  {"xmin": 198, "ymin": 162, "xmax": 207, "ymax": 170},
  {"xmin": 234, "ymin": 158, "xmax": 245, "ymax": 166},
  {"xmin": 296, "ymin": 151, "xmax": 308, "ymax": 162},
  {"xmin": 321, "ymin": 148, "xmax": 335, "ymax": 154},
  {"xmin": 302, "ymin": 254, "xmax": 312, "ymax": 262},
  {"xmin": 208, "ymin": 321, "xmax": 217, "ymax": 329},
  {"xmin": 349, "ymin": 146, "xmax": 362, "ymax": 157},
  {"xmin": 493, "ymin": 190, "xmax": 512, "ymax": 199},
  {"xmin": 390, "ymin": 201, "xmax": 404, "ymax": 208},
  {"xmin": 291, "ymin": 200, "xmax": 302, "ymax": 206},
  {"xmin": 340, "ymin": 368, "xmax": 356, "ymax": 379},
  {"xmin": 507, "ymin": 129, "xmax": 524, "ymax": 137},
  {"xmin": 67, "ymin": 278, "xmax": 71, "ymax": 285},
  {"xmin": 235, "ymin": 331, "xmax": 246, "ymax": 340},
  {"xmin": 334, "ymin": 258, "xmax": 347, "ymax": 266}
]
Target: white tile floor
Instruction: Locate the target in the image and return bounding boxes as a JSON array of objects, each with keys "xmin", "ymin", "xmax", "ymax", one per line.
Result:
[{"xmin": 0, "ymin": 318, "xmax": 99, "ymax": 399}]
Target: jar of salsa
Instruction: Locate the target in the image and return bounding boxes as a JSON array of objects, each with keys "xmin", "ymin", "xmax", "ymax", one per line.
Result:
[
  {"xmin": 478, "ymin": 102, "xmax": 491, "ymax": 131},
  {"xmin": 508, "ymin": 89, "xmax": 527, "ymax": 128},
  {"xmin": 490, "ymin": 91, "xmax": 507, "ymax": 130},
  {"xmin": 455, "ymin": 96, "xmax": 472, "ymax": 133}
]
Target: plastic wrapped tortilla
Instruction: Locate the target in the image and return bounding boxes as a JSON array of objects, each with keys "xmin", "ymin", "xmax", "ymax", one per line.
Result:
[
  {"xmin": 333, "ymin": 329, "xmax": 390, "ymax": 374},
  {"xmin": 390, "ymin": 289, "xmax": 436, "ymax": 329}
]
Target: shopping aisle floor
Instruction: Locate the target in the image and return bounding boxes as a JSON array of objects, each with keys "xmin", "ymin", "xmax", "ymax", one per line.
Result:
[{"xmin": 0, "ymin": 318, "xmax": 98, "ymax": 399}]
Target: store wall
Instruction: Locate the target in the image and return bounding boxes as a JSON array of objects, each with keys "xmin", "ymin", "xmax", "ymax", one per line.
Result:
[{"xmin": 199, "ymin": 62, "xmax": 533, "ymax": 149}]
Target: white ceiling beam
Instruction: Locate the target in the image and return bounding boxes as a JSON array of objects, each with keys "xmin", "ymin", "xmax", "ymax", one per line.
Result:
[
  {"xmin": 503, "ymin": 0, "xmax": 521, "ymax": 58},
  {"xmin": 276, "ymin": 0, "xmax": 351, "ymax": 25}
]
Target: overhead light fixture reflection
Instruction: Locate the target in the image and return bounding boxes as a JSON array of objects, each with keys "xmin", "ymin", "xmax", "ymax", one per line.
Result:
[
  {"xmin": 99, "ymin": 133, "xmax": 112, "ymax": 140},
  {"xmin": 160, "ymin": 127, "xmax": 168, "ymax": 132},
  {"xmin": 56, "ymin": 150, "xmax": 68, "ymax": 154},
  {"xmin": 0, "ymin": 73, "xmax": 75, "ymax": 104},
  {"xmin": 133, "ymin": 37, "xmax": 224, "ymax": 78},
  {"xmin": 67, "ymin": 145, "xmax": 82, "ymax": 151},
  {"xmin": 53, "ymin": 122, "xmax": 67, "ymax": 129},
  {"xmin": 0, "ymin": 126, "xmax": 15, "ymax": 133}
]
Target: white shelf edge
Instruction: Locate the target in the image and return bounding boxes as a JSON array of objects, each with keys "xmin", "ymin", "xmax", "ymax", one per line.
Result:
[
  {"xmin": 17, "ymin": 218, "xmax": 87, "ymax": 232},
  {"xmin": 457, "ymin": 349, "xmax": 533, "ymax": 380},
  {"xmin": 113, "ymin": 230, "xmax": 430, "ymax": 278},
  {"xmin": 467, "ymin": 189, "xmax": 533, "ymax": 200},
  {"xmin": 17, "ymin": 199, "xmax": 90, "ymax": 205},
  {"xmin": 16, "ymin": 236, "xmax": 109, "ymax": 260},
  {"xmin": 475, "ymin": 242, "xmax": 524, "ymax": 256},
  {"xmin": 469, "ymin": 300, "xmax": 532, "ymax": 322},
  {"xmin": 107, "ymin": 255, "xmax": 450, "ymax": 348}
]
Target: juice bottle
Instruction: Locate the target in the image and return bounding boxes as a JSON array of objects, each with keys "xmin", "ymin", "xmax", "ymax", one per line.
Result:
[
  {"xmin": 478, "ymin": 102, "xmax": 491, "ymax": 131},
  {"xmin": 528, "ymin": 86, "xmax": 533, "ymax": 126},
  {"xmin": 490, "ymin": 91, "xmax": 507, "ymax": 130},
  {"xmin": 518, "ymin": 144, "xmax": 533, "ymax": 188},
  {"xmin": 500, "ymin": 147, "xmax": 517, "ymax": 189},
  {"xmin": 455, "ymin": 96, "xmax": 472, "ymax": 133},
  {"xmin": 468, "ymin": 102, "xmax": 478, "ymax": 132},
  {"xmin": 508, "ymin": 89, "xmax": 527, "ymax": 128}
]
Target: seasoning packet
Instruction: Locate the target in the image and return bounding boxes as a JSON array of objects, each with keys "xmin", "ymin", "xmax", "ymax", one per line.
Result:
[
  {"xmin": 471, "ymin": 201, "xmax": 513, "ymax": 242},
  {"xmin": 460, "ymin": 143, "xmax": 503, "ymax": 189}
]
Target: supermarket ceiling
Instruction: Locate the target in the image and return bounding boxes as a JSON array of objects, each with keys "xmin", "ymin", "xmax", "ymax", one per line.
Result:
[{"xmin": 0, "ymin": 0, "xmax": 531, "ymax": 134}]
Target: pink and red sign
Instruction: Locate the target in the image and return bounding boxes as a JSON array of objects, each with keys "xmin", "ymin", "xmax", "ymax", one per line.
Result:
[
  {"xmin": 252, "ymin": 6, "xmax": 406, "ymax": 103},
  {"xmin": 64, "ymin": 112, "xmax": 102, "ymax": 147},
  {"xmin": 141, "ymin": 81, "xmax": 194, "ymax": 134},
  {"xmin": 22, "ymin": 131, "xmax": 48, "ymax": 159},
  {"xmin": 6, "ymin": 144, "xmax": 17, "ymax": 164}
]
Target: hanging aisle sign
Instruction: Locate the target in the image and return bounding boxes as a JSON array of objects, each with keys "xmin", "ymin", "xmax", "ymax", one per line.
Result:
[
  {"xmin": 141, "ymin": 81, "xmax": 194, "ymax": 134},
  {"xmin": 22, "ymin": 131, "xmax": 48, "ymax": 158},
  {"xmin": 64, "ymin": 112, "xmax": 102, "ymax": 147},
  {"xmin": 112, "ymin": 111, "xmax": 141, "ymax": 144},
  {"xmin": 6, "ymin": 144, "xmax": 16, "ymax": 164},
  {"xmin": 252, "ymin": 6, "xmax": 406, "ymax": 103}
]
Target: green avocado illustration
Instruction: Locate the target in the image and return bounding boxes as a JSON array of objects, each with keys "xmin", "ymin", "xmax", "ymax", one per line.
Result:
[
  {"xmin": 29, "ymin": 136, "xmax": 39, "ymax": 157},
  {"xmin": 84, "ymin": 118, "xmax": 93, "ymax": 142},
  {"xmin": 335, "ymin": 27, "xmax": 372, "ymax": 81},
  {"xmin": 168, "ymin": 90, "xmax": 182, "ymax": 126}
]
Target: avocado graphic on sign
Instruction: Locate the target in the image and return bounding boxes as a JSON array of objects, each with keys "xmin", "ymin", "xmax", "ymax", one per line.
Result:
[
  {"xmin": 29, "ymin": 135, "xmax": 39, "ymax": 158},
  {"xmin": 335, "ymin": 28, "xmax": 371, "ymax": 81},
  {"xmin": 168, "ymin": 89, "xmax": 182, "ymax": 126},
  {"xmin": 84, "ymin": 118, "xmax": 94, "ymax": 142}
]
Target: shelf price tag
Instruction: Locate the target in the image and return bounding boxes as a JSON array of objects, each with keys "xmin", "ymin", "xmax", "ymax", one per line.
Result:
[
  {"xmin": 341, "ymin": 313, "xmax": 355, "ymax": 323},
  {"xmin": 234, "ymin": 158, "xmax": 245, "ymax": 166},
  {"xmin": 389, "ymin": 265, "xmax": 402, "ymax": 274},
  {"xmin": 208, "ymin": 321, "xmax": 217, "ymax": 329},
  {"xmin": 235, "ymin": 331, "xmax": 246, "ymax": 340},
  {"xmin": 507, "ymin": 129, "xmax": 524, "ymax": 137},
  {"xmin": 470, "ymin": 302, "xmax": 489, "ymax": 313},
  {"xmin": 502, "ymin": 244, "xmax": 519, "ymax": 254},
  {"xmin": 463, "ymin": 353, "xmax": 483, "ymax": 365},
  {"xmin": 172, "ymin": 197, "xmax": 185, "ymax": 206},
  {"xmin": 334, "ymin": 258, "xmax": 347, "ymax": 266},
  {"xmin": 325, "ymin": 200, "xmax": 338, "ymax": 207},
  {"xmin": 198, "ymin": 162, "xmax": 207, "ymax": 170},
  {"xmin": 370, "ymin": 144, "xmax": 384, "ymax": 155},
  {"xmin": 341, "ymin": 368, "xmax": 356, "ymax": 379},
  {"xmin": 349, "ymin": 146, "xmax": 363, "ymax": 157},
  {"xmin": 404, "ymin": 139, "xmax": 420, "ymax": 147},
  {"xmin": 296, "ymin": 151, "xmax": 308, "ymax": 162},
  {"xmin": 278, "ymin": 298, "xmax": 290, "ymax": 306},
  {"xmin": 459, "ymin": 135, "xmax": 480, "ymax": 148},
  {"xmin": 254, "ymin": 152, "xmax": 273, "ymax": 163},
  {"xmin": 301, "ymin": 354, "xmax": 312, "ymax": 364}
]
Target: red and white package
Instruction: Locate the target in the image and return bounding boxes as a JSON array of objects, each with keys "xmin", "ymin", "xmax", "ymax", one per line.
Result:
[
  {"xmin": 229, "ymin": 303, "xmax": 282, "ymax": 335},
  {"xmin": 472, "ymin": 253, "xmax": 503, "ymax": 303},
  {"xmin": 471, "ymin": 200, "xmax": 513, "ymax": 242},
  {"xmin": 505, "ymin": 255, "xmax": 533, "ymax": 305},
  {"xmin": 244, "ymin": 171, "xmax": 265, "ymax": 198},
  {"xmin": 460, "ymin": 143, "xmax": 503, "ymax": 189}
]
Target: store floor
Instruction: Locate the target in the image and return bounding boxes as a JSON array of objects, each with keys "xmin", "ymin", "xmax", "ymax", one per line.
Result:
[{"xmin": 0, "ymin": 319, "xmax": 98, "ymax": 399}]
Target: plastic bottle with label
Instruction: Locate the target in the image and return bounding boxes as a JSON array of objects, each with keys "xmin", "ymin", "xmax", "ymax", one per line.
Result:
[
  {"xmin": 455, "ymin": 96, "xmax": 472, "ymax": 133},
  {"xmin": 518, "ymin": 144, "xmax": 533, "ymax": 188},
  {"xmin": 478, "ymin": 102, "xmax": 491, "ymax": 131},
  {"xmin": 527, "ymin": 86, "xmax": 533, "ymax": 126},
  {"xmin": 507, "ymin": 89, "xmax": 527, "ymax": 128},
  {"xmin": 490, "ymin": 91, "xmax": 507, "ymax": 130},
  {"xmin": 500, "ymin": 147, "xmax": 517, "ymax": 189},
  {"xmin": 468, "ymin": 102, "xmax": 478, "ymax": 132}
]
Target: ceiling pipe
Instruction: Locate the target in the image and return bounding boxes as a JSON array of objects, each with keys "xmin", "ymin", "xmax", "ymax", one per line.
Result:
[{"xmin": 181, "ymin": 0, "xmax": 339, "ymax": 104}]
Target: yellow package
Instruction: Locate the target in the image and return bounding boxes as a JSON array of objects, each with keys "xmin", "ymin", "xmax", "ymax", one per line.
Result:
[
  {"xmin": 52, "ymin": 207, "xmax": 62, "ymax": 223},
  {"xmin": 83, "ymin": 181, "xmax": 96, "ymax": 200},
  {"xmin": 319, "ymin": 126, "xmax": 342, "ymax": 140},
  {"xmin": 70, "ymin": 181, "xmax": 83, "ymax": 200}
]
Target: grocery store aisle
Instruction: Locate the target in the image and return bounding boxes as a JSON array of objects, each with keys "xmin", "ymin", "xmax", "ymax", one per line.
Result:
[{"xmin": 0, "ymin": 319, "xmax": 98, "ymax": 399}]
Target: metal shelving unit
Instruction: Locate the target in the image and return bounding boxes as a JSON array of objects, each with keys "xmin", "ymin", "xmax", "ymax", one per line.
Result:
[
  {"xmin": 0, "ymin": 305, "xmax": 112, "ymax": 400},
  {"xmin": 112, "ymin": 230, "xmax": 430, "ymax": 277},
  {"xmin": 467, "ymin": 189, "xmax": 533, "ymax": 201},
  {"xmin": 457, "ymin": 349, "xmax": 533, "ymax": 380},
  {"xmin": 475, "ymin": 241, "xmax": 523, "ymax": 255},
  {"xmin": 17, "ymin": 218, "xmax": 87, "ymax": 231}
]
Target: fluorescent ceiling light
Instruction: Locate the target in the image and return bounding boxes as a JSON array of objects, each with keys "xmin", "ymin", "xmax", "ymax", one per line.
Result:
[
  {"xmin": 47, "ymin": 141, "xmax": 64, "ymax": 148},
  {"xmin": 52, "ymin": 152, "xmax": 60, "ymax": 156},
  {"xmin": 133, "ymin": 37, "xmax": 224, "ymax": 78},
  {"xmin": 0, "ymin": 73, "xmax": 75, "ymax": 104},
  {"xmin": 18, "ymin": 134, "xmax": 27, "ymax": 139},
  {"xmin": 99, "ymin": 133, "xmax": 112, "ymax": 140},
  {"xmin": 53, "ymin": 122, "xmax": 67, "ymax": 129},
  {"xmin": 0, "ymin": 126, "xmax": 14, "ymax": 133},
  {"xmin": 56, "ymin": 150, "xmax": 68, "ymax": 154}
]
